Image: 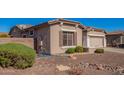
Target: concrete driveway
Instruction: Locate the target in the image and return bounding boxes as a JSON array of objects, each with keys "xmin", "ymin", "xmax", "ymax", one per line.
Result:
[{"xmin": 104, "ymin": 47, "xmax": 124, "ymax": 54}]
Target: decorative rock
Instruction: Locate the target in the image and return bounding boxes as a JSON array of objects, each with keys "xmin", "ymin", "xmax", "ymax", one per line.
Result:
[
  {"xmin": 68, "ymin": 62, "xmax": 124, "ymax": 73},
  {"xmin": 72, "ymin": 56, "xmax": 77, "ymax": 60},
  {"xmin": 84, "ymin": 63, "xmax": 89, "ymax": 68},
  {"xmin": 68, "ymin": 54, "xmax": 77, "ymax": 60},
  {"xmin": 97, "ymin": 64, "xmax": 104, "ymax": 70},
  {"xmin": 56, "ymin": 65, "xmax": 71, "ymax": 71}
]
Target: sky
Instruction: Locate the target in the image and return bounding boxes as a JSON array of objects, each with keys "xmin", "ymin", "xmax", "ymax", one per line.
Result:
[{"xmin": 0, "ymin": 18, "xmax": 124, "ymax": 32}]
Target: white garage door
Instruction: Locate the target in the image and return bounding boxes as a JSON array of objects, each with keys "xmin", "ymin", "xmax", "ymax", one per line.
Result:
[{"xmin": 90, "ymin": 36, "xmax": 104, "ymax": 48}]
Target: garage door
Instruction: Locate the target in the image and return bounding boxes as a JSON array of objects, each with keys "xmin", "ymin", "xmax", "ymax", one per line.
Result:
[{"xmin": 90, "ymin": 36, "xmax": 104, "ymax": 48}]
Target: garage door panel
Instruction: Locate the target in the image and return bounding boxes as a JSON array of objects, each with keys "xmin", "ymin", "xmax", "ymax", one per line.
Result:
[{"xmin": 90, "ymin": 36, "xmax": 104, "ymax": 48}]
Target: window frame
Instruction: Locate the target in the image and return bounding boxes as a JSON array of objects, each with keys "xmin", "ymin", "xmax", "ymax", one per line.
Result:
[{"xmin": 62, "ymin": 31, "xmax": 75, "ymax": 47}]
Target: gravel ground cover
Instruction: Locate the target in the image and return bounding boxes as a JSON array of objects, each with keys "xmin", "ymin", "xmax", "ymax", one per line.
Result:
[{"xmin": 0, "ymin": 52, "xmax": 124, "ymax": 75}]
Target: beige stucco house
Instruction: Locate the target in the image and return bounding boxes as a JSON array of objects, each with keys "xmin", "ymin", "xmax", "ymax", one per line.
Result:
[{"xmin": 9, "ymin": 19, "xmax": 106, "ymax": 55}]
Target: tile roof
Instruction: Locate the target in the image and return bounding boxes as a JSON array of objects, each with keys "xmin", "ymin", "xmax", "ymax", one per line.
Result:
[
  {"xmin": 106, "ymin": 31, "xmax": 124, "ymax": 35},
  {"xmin": 85, "ymin": 26, "xmax": 105, "ymax": 33}
]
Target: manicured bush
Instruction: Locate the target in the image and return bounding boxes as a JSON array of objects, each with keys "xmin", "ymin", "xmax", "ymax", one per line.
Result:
[
  {"xmin": 94, "ymin": 48, "xmax": 104, "ymax": 53},
  {"xmin": 66, "ymin": 48, "xmax": 75, "ymax": 54},
  {"xmin": 75, "ymin": 46, "xmax": 83, "ymax": 53},
  {"xmin": 0, "ymin": 34, "xmax": 9, "ymax": 38},
  {"xmin": 0, "ymin": 43, "xmax": 36, "ymax": 69},
  {"xmin": 0, "ymin": 57, "xmax": 11, "ymax": 68}
]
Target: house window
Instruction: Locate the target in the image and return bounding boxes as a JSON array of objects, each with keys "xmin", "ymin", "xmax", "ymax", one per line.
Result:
[
  {"xmin": 63, "ymin": 32, "xmax": 74, "ymax": 46},
  {"xmin": 29, "ymin": 31, "xmax": 34, "ymax": 36}
]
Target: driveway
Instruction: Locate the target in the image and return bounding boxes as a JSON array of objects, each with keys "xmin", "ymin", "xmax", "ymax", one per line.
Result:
[{"xmin": 104, "ymin": 47, "xmax": 124, "ymax": 54}]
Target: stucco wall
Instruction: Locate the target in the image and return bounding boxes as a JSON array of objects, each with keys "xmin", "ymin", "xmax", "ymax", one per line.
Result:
[
  {"xmin": 88, "ymin": 31, "xmax": 105, "ymax": 36},
  {"xmin": 0, "ymin": 38, "xmax": 34, "ymax": 48},
  {"xmin": 76, "ymin": 27, "xmax": 83, "ymax": 46},
  {"xmin": 122, "ymin": 36, "xmax": 124, "ymax": 44},
  {"xmin": 83, "ymin": 31, "xmax": 88, "ymax": 48},
  {"xmin": 50, "ymin": 24, "xmax": 61, "ymax": 54},
  {"xmin": 50, "ymin": 24, "xmax": 83, "ymax": 54},
  {"xmin": 62, "ymin": 24, "xmax": 76, "ymax": 30}
]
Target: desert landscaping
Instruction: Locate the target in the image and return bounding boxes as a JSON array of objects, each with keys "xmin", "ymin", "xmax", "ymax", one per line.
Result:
[{"xmin": 0, "ymin": 50, "xmax": 124, "ymax": 75}]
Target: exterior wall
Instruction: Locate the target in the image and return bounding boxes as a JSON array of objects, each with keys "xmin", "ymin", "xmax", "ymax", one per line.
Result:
[
  {"xmin": 50, "ymin": 24, "xmax": 83, "ymax": 55},
  {"xmin": 76, "ymin": 27, "xmax": 83, "ymax": 46},
  {"xmin": 120, "ymin": 35, "xmax": 124, "ymax": 48},
  {"xmin": 83, "ymin": 31, "xmax": 88, "ymax": 48},
  {"xmin": 88, "ymin": 31, "xmax": 105, "ymax": 36},
  {"xmin": 121, "ymin": 36, "xmax": 124, "ymax": 44},
  {"xmin": 50, "ymin": 24, "xmax": 62, "ymax": 54},
  {"xmin": 0, "ymin": 38, "xmax": 34, "ymax": 48},
  {"xmin": 62, "ymin": 24, "xmax": 76, "ymax": 30}
]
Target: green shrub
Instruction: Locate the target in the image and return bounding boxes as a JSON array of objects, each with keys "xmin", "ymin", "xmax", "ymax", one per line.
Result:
[
  {"xmin": 0, "ymin": 43, "xmax": 36, "ymax": 69},
  {"xmin": 75, "ymin": 46, "xmax": 83, "ymax": 53},
  {"xmin": 0, "ymin": 34, "xmax": 9, "ymax": 38},
  {"xmin": 66, "ymin": 48, "xmax": 75, "ymax": 54},
  {"xmin": 95, "ymin": 48, "xmax": 104, "ymax": 53},
  {"xmin": 0, "ymin": 57, "xmax": 11, "ymax": 68}
]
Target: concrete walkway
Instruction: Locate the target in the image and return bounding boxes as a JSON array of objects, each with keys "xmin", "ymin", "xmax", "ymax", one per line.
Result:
[{"xmin": 104, "ymin": 47, "xmax": 124, "ymax": 54}]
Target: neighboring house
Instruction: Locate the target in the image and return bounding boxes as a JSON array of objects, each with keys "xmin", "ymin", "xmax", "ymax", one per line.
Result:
[
  {"xmin": 9, "ymin": 19, "xmax": 106, "ymax": 55},
  {"xmin": 106, "ymin": 31, "xmax": 124, "ymax": 48},
  {"xmin": 9, "ymin": 24, "xmax": 32, "ymax": 37}
]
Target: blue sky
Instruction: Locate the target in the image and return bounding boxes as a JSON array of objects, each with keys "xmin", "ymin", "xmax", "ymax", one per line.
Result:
[{"xmin": 0, "ymin": 18, "xmax": 124, "ymax": 32}]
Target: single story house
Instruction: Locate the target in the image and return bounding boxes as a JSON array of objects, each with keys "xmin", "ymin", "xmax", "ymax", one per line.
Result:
[
  {"xmin": 9, "ymin": 19, "xmax": 106, "ymax": 55},
  {"xmin": 106, "ymin": 31, "xmax": 124, "ymax": 48},
  {"xmin": 9, "ymin": 24, "xmax": 32, "ymax": 37}
]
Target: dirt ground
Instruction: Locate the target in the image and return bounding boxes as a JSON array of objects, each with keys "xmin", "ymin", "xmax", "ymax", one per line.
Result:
[{"xmin": 0, "ymin": 52, "xmax": 124, "ymax": 75}]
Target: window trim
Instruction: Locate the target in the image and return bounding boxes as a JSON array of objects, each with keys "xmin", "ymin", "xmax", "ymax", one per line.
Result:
[
  {"xmin": 61, "ymin": 46, "xmax": 76, "ymax": 49},
  {"xmin": 62, "ymin": 31, "xmax": 75, "ymax": 47},
  {"xmin": 61, "ymin": 28, "xmax": 76, "ymax": 32}
]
